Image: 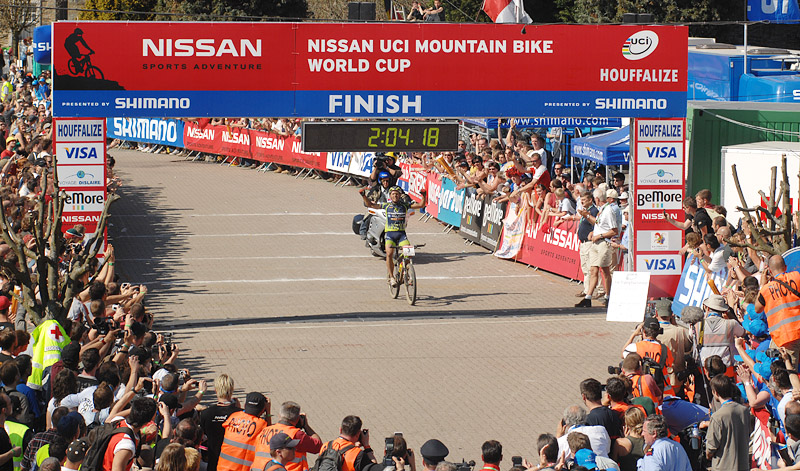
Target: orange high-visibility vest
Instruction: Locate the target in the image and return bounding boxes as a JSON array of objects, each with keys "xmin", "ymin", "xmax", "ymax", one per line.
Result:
[
  {"xmin": 252, "ymin": 423, "xmax": 309, "ymax": 471},
  {"xmin": 218, "ymin": 411, "xmax": 269, "ymax": 471},
  {"xmin": 264, "ymin": 461, "xmax": 288, "ymax": 471},
  {"xmin": 630, "ymin": 374, "xmax": 662, "ymax": 406},
  {"xmin": 319, "ymin": 439, "xmax": 362, "ymax": 471},
  {"xmin": 761, "ymin": 271, "xmax": 800, "ymax": 347}
]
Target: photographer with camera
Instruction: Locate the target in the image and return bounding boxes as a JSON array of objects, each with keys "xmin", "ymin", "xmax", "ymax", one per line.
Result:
[
  {"xmin": 620, "ymin": 353, "xmax": 662, "ymax": 407},
  {"xmin": 252, "ymin": 401, "xmax": 321, "ymax": 471},
  {"xmin": 370, "ymin": 154, "xmax": 401, "ymax": 187},
  {"xmin": 316, "ymin": 415, "xmax": 376, "ymax": 471},
  {"xmin": 621, "ymin": 317, "xmax": 675, "ymax": 397},
  {"xmin": 381, "ymin": 434, "xmax": 414, "ymax": 471}
]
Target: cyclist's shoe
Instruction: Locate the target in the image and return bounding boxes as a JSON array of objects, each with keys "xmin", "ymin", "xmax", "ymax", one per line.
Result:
[{"xmin": 389, "ymin": 277, "xmax": 398, "ymax": 287}]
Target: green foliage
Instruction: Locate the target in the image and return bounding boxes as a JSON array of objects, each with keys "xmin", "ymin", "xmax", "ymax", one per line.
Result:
[
  {"xmin": 176, "ymin": 0, "xmax": 310, "ymax": 20},
  {"xmin": 80, "ymin": 0, "xmax": 158, "ymax": 20}
]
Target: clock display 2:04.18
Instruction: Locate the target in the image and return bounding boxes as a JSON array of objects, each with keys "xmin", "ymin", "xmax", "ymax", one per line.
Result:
[{"xmin": 367, "ymin": 126, "xmax": 440, "ymax": 148}]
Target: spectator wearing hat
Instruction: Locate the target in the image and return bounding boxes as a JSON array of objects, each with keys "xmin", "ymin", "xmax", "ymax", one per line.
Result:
[
  {"xmin": 217, "ymin": 392, "xmax": 271, "ymax": 471},
  {"xmin": 697, "ymin": 294, "xmax": 744, "ymax": 376},
  {"xmin": 565, "ymin": 433, "xmax": 617, "ymax": 469},
  {"xmin": 63, "ymin": 439, "xmax": 88, "ymax": 471},
  {"xmin": 419, "ymin": 439, "xmax": 448, "ymax": 470},
  {"xmin": 1, "ymin": 137, "xmax": 17, "ymax": 160},
  {"xmin": 705, "ymin": 375, "xmax": 750, "ymax": 471},
  {"xmin": 576, "ymin": 188, "xmax": 619, "ymax": 308},
  {"xmin": 0, "ymin": 296, "xmax": 12, "ymax": 329},
  {"xmin": 653, "ymin": 301, "xmax": 692, "ymax": 395},
  {"xmin": 264, "ymin": 432, "xmax": 300, "ymax": 471}
]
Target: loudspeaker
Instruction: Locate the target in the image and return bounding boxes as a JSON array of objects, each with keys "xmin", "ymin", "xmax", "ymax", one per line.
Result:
[
  {"xmin": 359, "ymin": 2, "xmax": 376, "ymax": 20},
  {"xmin": 348, "ymin": 2, "xmax": 361, "ymax": 20},
  {"xmin": 622, "ymin": 13, "xmax": 638, "ymax": 23}
]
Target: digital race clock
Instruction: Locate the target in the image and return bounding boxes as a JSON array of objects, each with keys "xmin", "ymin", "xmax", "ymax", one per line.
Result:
[{"xmin": 301, "ymin": 121, "xmax": 459, "ymax": 152}]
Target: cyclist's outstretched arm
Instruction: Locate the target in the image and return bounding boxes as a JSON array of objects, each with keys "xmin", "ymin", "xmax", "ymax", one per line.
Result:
[
  {"xmin": 409, "ymin": 191, "xmax": 428, "ymax": 210},
  {"xmin": 359, "ymin": 188, "xmax": 380, "ymax": 209}
]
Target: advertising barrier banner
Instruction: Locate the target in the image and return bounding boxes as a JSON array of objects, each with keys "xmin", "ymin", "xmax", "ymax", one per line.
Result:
[
  {"xmin": 107, "ymin": 118, "xmax": 185, "ymax": 147},
  {"xmin": 459, "ymin": 187, "xmax": 483, "ymax": 244},
  {"xmin": 480, "ymin": 197, "xmax": 506, "ymax": 251},
  {"xmin": 671, "ymin": 254, "xmax": 728, "ymax": 317},
  {"xmin": 517, "ymin": 219, "xmax": 584, "ymax": 281},
  {"xmin": 181, "ymin": 123, "xmax": 327, "ymax": 170},
  {"xmin": 425, "ymin": 173, "xmax": 441, "ymax": 219},
  {"xmin": 437, "ymin": 176, "xmax": 464, "ymax": 227},
  {"xmin": 347, "ymin": 152, "xmax": 375, "ymax": 178},
  {"xmin": 399, "ymin": 162, "xmax": 428, "ymax": 203},
  {"xmin": 53, "ymin": 22, "xmax": 688, "ymax": 118}
]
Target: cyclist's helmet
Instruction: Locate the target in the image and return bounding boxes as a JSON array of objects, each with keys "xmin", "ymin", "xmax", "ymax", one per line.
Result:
[
  {"xmin": 378, "ymin": 171, "xmax": 391, "ymax": 180},
  {"xmin": 389, "ymin": 186, "xmax": 403, "ymax": 194},
  {"xmin": 75, "ymin": 28, "xmax": 83, "ymax": 35}
]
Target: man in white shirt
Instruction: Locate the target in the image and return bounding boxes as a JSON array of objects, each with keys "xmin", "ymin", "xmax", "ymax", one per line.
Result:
[
  {"xmin": 576, "ymin": 188, "xmax": 619, "ymax": 308},
  {"xmin": 556, "ymin": 405, "xmax": 611, "ymax": 458}
]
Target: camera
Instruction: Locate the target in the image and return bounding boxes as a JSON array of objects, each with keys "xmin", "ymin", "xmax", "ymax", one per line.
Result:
[
  {"xmin": 511, "ymin": 457, "xmax": 522, "ymax": 467},
  {"xmin": 608, "ymin": 365, "xmax": 622, "ymax": 375},
  {"xmin": 765, "ymin": 348, "xmax": 782, "ymax": 359},
  {"xmin": 454, "ymin": 460, "xmax": 475, "ymax": 471},
  {"xmin": 93, "ymin": 317, "xmax": 112, "ymax": 336},
  {"xmin": 383, "ymin": 437, "xmax": 395, "ymax": 467}
]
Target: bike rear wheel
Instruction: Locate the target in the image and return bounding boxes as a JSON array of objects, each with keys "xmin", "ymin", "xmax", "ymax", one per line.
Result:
[
  {"xmin": 404, "ymin": 259, "xmax": 416, "ymax": 305},
  {"xmin": 68, "ymin": 59, "xmax": 79, "ymax": 75}
]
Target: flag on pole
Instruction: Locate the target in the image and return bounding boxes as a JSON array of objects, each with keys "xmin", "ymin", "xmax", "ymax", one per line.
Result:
[{"xmin": 482, "ymin": 0, "xmax": 532, "ymax": 23}]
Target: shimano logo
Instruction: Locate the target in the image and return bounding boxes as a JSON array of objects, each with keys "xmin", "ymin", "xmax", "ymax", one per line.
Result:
[
  {"xmin": 143, "ymin": 39, "xmax": 262, "ymax": 57},
  {"xmin": 595, "ymin": 98, "xmax": 667, "ymax": 110},
  {"xmin": 115, "ymin": 98, "xmax": 190, "ymax": 109},
  {"xmin": 794, "ymin": 89, "xmax": 800, "ymax": 101}
]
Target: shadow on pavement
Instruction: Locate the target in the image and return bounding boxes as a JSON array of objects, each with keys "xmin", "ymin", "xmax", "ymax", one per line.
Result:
[{"xmin": 160, "ymin": 305, "xmax": 607, "ymax": 331}]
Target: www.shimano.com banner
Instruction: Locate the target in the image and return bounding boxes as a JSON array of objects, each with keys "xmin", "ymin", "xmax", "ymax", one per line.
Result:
[
  {"xmin": 107, "ymin": 118, "xmax": 184, "ymax": 147},
  {"xmin": 53, "ymin": 22, "xmax": 687, "ymax": 118}
]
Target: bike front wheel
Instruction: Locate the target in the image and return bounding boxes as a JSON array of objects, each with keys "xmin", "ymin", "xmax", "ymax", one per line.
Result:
[
  {"xmin": 404, "ymin": 259, "xmax": 416, "ymax": 305},
  {"xmin": 85, "ymin": 65, "xmax": 104, "ymax": 80},
  {"xmin": 389, "ymin": 264, "xmax": 400, "ymax": 299}
]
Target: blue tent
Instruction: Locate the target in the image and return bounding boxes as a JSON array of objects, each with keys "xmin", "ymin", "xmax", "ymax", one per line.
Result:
[{"xmin": 570, "ymin": 126, "xmax": 630, "ymax": 165}]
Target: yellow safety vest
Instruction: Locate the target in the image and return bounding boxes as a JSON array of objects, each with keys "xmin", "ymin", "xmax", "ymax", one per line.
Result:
[
  {"xmin": 5, "ymin": 420, "xmax": 28, "ymax": 471},
  {"xmin": 27, "ymin": 319, "xmax": 70, "ymax": 390}
]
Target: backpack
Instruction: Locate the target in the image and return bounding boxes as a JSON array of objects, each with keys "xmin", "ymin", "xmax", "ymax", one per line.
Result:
[
  {"xmin": 313, "ymin": 440, "xmax": 356, "ymax": 471},
  {"xmin": 82, "ymin": 421, "xmax": 137, "ymax": 471},
  {"xmin": 640, "ymin": 356, "xmax": 666, "ymax": 391}
]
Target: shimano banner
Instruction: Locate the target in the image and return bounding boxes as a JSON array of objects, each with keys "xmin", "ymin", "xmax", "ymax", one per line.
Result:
[
  {"xmin": 107, "ymin": 118, "xmax": 184, "ymax": 147},
  {"xmin": 33, "ymin": 25, "xmax": 52, "ymax": 65},
  {"xmin": 747, "ymin": 0, "xmax": 800, "ymax": 23}
]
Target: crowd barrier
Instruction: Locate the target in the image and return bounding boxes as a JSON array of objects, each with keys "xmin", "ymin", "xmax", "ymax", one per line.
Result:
[{"xmin": 107, "ymin": 119, "xmax": 586, "ymax": 281}]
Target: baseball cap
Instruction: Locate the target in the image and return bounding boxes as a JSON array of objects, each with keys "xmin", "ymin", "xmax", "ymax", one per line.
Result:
[
  {"xmin": 619, "ymin": 191, "xmax": 629, "ymax": 200},
  {"xmin": 57, "ymin": 411, "xmax": 84, "ymax": 438},
  {"xmin": 0, "ymin": 296, "xmax": 9, "ymax": 311},
  {"xmin": 269, "ymin": 432, "xmax": 300, "ymax": 450},
  {"xmin": 67, "ymin": 439, "xmax": 89, "ymax": 462},
  {"xmin": 642, "ymin": 316, "xmax": 661, "ymax": 331},
  {"xmin": 574, "ymin": 449, "xmax": 597, "ymax": 470},
  {"xmin": 244, "ymin": 392, "xmax": 267, "ymax": 415},
  {"xmin": 606, "ymin": 189, "xmax": 619, "ymax": 200},
  {"xmin": 6, "ymin": 136, "xmax": 17, "ymax": 144}
]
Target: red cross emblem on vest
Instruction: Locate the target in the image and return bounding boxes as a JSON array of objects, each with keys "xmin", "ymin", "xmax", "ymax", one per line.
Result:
[{"xmin": 49, "ymin": 325, "xmax": 62, "ymax": 342}]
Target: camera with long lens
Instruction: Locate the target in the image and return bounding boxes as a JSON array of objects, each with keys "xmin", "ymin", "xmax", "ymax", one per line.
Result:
[
  {"xmin": 93, "ymin": 317, "xmax": 111, "ymax": 336},
  {"xmin": 608, "ymin": 365, "xmax": 622, "ymax": 375},
  {"xmin": 765, "ymin": 348, "xmax": 782, "ymax": 358},
  {"xmin": 454, "ymin": 460, "xmax": 475, "ymax": 471},
  {"xmin": 383, "ymin": 437, "xmax": 395, "ymax": 467}
]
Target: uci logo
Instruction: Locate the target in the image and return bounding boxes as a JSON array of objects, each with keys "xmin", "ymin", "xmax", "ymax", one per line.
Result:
[
  {"xmin": 65, "ymin": 147, "xmax": 98, "ymax": 159},
  {"xmin": 622, "ymin": 30, "xmax": 659, "ymax": 61}
]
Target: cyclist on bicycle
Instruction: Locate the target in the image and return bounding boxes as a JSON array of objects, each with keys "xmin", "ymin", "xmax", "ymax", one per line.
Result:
[
  {"xmin": 64, "ymin": 28, "xmax": 94, "ymax": 73},
  {"xmin": 359, "ymin": 185, "xmax": 427, "ymax": 286}
]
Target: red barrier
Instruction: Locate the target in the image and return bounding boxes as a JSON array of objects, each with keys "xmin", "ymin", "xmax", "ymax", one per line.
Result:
[
  {"xmin": 516, "ymin": 218, "xmax": 584, "ymax": 281},
  {"xmin": 399, "ymin": 162, "xmax": 428, "ymax": 203},
  {"xmin": 182, "ymin": 123, "xmax": 327, "ymax": 171}
]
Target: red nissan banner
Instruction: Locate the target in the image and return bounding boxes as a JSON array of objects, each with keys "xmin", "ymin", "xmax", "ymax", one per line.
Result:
[
  {"xmin": 516, "ymin": 219, "xmax": 584, "ymax": 281},
  {"xmin": 53, "ymin": 22, "xmax": 688, "ymax": 118},
  {"xmin": 182, "ymin": 123, "xmax": 327, "ymax": 171}
]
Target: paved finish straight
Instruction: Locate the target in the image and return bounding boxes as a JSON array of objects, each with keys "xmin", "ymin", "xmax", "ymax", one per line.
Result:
[{"xmin": 110, "ymin": 150, "xmax": 635, "ymax": 462}]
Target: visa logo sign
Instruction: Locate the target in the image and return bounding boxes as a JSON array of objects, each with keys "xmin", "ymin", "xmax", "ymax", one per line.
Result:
[
  {"xmin": 645, "ymin": 146, "xmax": 677, "ymax": 159},
  {"xmin": 636, "ymin": 255, "xmax": 681, "ymax": 275},
  {"xmin": 65, "ymin": 147, "xmax": 99, "ymax": 159},
  {"xmin": 636, "ymin": 142, "xmax": 683, "ymax": 164}
]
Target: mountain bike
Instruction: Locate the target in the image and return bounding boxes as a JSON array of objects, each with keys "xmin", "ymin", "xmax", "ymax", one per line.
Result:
[
  {"xmin": 389, "ymin": 244, "xmax": 423, "ymax": 305},
  {"xmin": 68, "ymin": 52, "xmax": 104, "ymax": 80}
]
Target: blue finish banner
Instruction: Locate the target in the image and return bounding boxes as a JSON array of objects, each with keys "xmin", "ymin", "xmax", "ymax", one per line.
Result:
[
  {"xmin": 671, "ymin": 254, "xmax": 728, "ymax": 317},
  {"xmin": 436, "ymin": 177, "xmax": 464, "ymax": 228},
  {"xmin": 107, "ymin": 117, "xmax": 184, "ymax": 147},
  {"xmin": 747, "ymin": 0, "xmax": 800, "ymax": 23}
]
